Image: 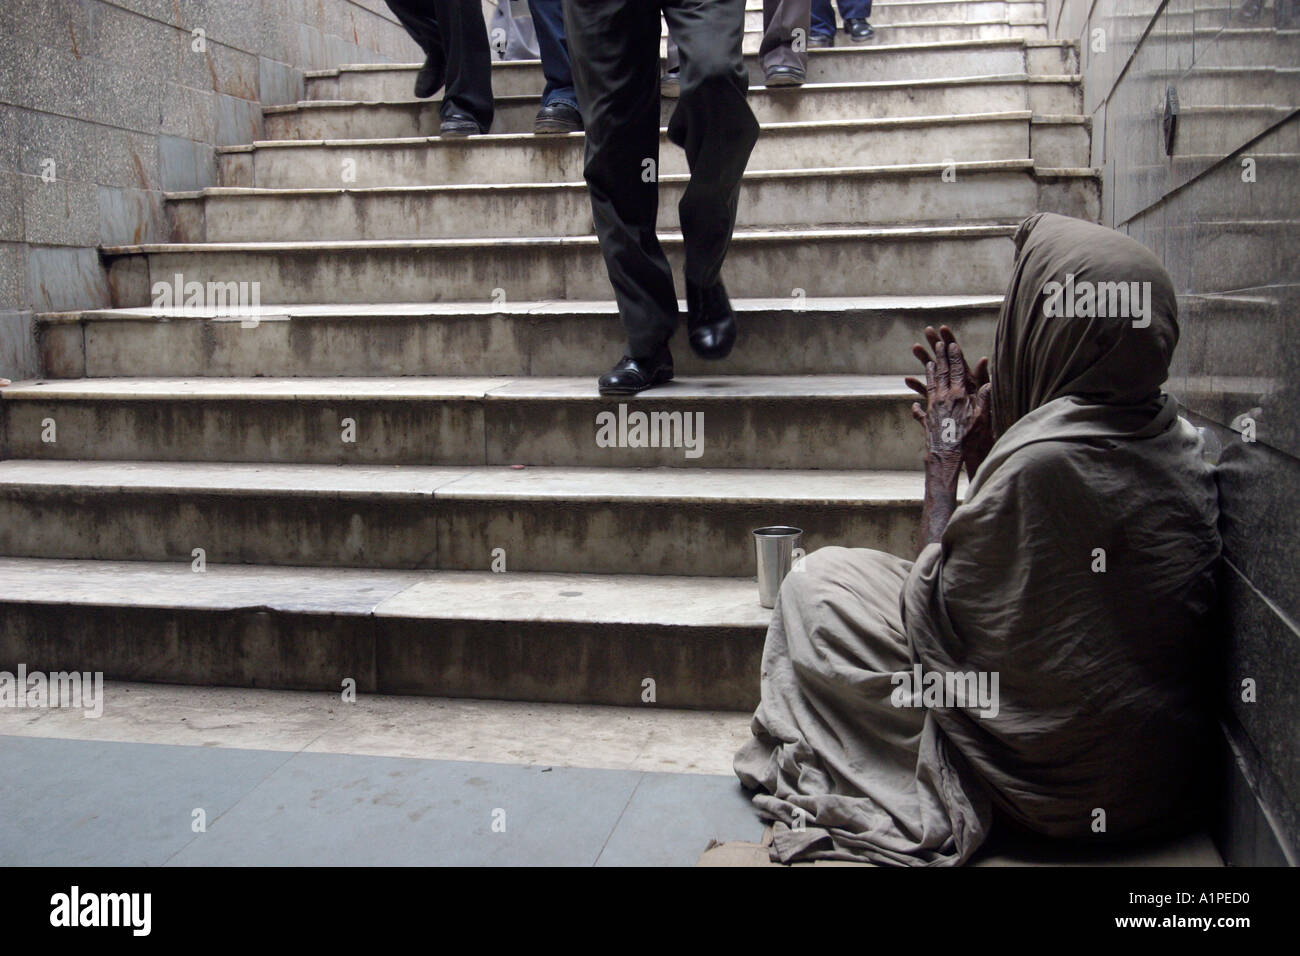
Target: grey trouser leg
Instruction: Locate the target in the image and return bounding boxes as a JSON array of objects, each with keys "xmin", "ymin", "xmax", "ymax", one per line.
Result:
[{"xmin": 760, "ymin": 0, "xmax": 810, "ymax": 74}]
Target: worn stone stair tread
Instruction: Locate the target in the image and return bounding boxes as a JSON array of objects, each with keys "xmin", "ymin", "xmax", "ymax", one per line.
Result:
[
  {"xmin": 0, "ymin": 557, "xmax": 771, "ymax": 628},
  {"xmin": 0, "ymin": 459, "xmax": 924, "ymax": 503},
  {"xmin": 170, "ymin": 158, "xmax": 1049, "ymax": 201},
  {"xmin": 1, "ymin": 374, "xmax": 915, "ymax": 402},
  {"xmin": 734, "ymin": 15, "xmax": 1048, "ymax": 30},
  {"xmin": 303, "ymin": 35, "xmax": 1069, "ymax": 80},
  {"xmin": 269, "ymin": 72, "xmax": 1072, "ymax": 112},
  {"xmin": 101, "ymin": 221, "xmax": 1018, "ymax": 255},
  {"xmin": 42, "ymin": 293, "xmax": 1004, "ymax": 323},
  {"xmin": 219, "ymin": 109, "xmax": 1039, "ymax": 153}
]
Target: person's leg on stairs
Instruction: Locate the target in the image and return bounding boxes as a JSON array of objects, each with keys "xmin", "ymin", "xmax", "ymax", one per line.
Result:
[
  {"xmin": 529, "ymin": 0, "xmax": 583, "ymax": 132},
  {"xmin": 664, "ymin": 0, "xmax": 760, "ymax": 361},
  {"xmin": 759, "ymin": 0, "xmax": 812, "ymax": 86},
  {"xmin": 383, "ymin": 0, "xmax": 447, "ymax": 97},
  {"xmin": 564, "ymin": 0, "xmax": 679, "ymax": 393},
  {"xmin": 431, "ymin": 0, "xmax": 495, "ymax": 134}
]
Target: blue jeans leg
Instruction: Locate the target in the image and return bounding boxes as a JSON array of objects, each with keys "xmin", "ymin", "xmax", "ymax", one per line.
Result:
[
  {"xmin": 528, "ymin": 0, "xmax": 578, "ymax": 108},
  {"xmin": 837, "ymin": 0, "xmax": 872, "ymax": 19},
  {"xmin": 810, "ymin": 0, "xmax": 836, "ymax": 36}
]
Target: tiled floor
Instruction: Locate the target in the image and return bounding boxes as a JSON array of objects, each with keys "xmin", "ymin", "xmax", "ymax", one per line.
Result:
[
  {"xmin": 0, "ymin": 735, "xmax": 763, "ymax": 866},
  {"xmin": 0, "ymin": 682, "xmax": 764, "ymax": 866}
]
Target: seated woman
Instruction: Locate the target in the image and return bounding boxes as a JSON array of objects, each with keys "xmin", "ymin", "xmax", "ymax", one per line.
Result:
[{"xmin": 734, "ymin": 212, "xmax": 1222, "ymax": 865}]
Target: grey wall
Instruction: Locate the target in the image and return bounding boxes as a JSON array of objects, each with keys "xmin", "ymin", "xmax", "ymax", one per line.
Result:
[
  {"xmin": 0, "ymin": 0, "xmax": 420, "ymax": 379},
  {"xmin": 1044, "ymin": 0, "xmax": 1298, "ymax": 864}
]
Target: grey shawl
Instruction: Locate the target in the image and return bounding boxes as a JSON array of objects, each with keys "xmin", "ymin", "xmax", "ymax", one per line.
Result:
[{"xmin": 734, "ymin": 213, "xmax": 1221, "ymax": 865}]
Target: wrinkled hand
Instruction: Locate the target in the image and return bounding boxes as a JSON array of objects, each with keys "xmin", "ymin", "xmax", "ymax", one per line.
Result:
[{"xmin": 904, "ymin": 325, "xmax": 992, "ymax": 482}]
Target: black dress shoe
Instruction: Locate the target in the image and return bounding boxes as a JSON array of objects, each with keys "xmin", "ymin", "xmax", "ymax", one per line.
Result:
[
  {"xmin": 686, "ymin": 281, "xmax": 737, "ymax": 361},
  {"xmin": 660, "ymin": 69, "xmax": 681, "ymax": 98},
  {"xmin": 764, "ymin": 65, "xmax": 805, "ymax": 88},
  {"xmin": 808, "ymin": 33, "xmax": 834, "ymax": 48},
  {"xmin": 533, "ymin": 102, "xmax": 583, "ymax": 134},
  {"xmin": 598, "ymin": 346, "xmax": 674, "ymax": 395},
  {"xmin": 440, "ymin": 111, "xmax": 484, "ymax": 137},
  {"xmin": 414, "ymin": 53, "xmax": 445, "ymax": 99},
  {"xmin": 845, "ymin": 18, "xmax": 875, "ymax": 41}
]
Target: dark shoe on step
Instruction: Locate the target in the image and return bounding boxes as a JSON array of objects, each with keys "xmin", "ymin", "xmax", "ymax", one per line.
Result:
[
  {"xmin": 764, "ymin": 65, "xmax": 805, "ymax": 88},
  {"xmin": 533, "ymin": 102, "xmax": 583, "ymax": 134},
  {"xmin": 808, "ymin": 32, "xmax": 834, "ymax": 48},
  {"xmin": 686, "ymin": 281, "xmax": 738, "ymax": 361},
  {"xmin": 598, "ymin": 347, "xmax": 675, "ymax": 395},
  {"xmin": 414, "ymin": 54, "xmax": 445, "ymax": 98},
  {"xmin": 660, "ymin": 69, "xmax": 681, "ymax": 98},
  {"xmin": 440, "ymin": 111, "xmax": 484, "ymax": 137},
  {"xmin": 845, "ymin": 18, "xmax": 875, "ymax": 41}
]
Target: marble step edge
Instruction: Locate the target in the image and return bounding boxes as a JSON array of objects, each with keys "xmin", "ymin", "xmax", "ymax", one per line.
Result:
[
  {"xmin": 216, "ymin": 109, "xmax": 1047, "ymax": 154},
  {"xmin": 165, "ymin": 159, "xmax": 1099, "ymax": 202},
  {"xmin": 0, "ymin": 374, "xmax": 919, "ymax": 404},
  {"xmin": 99, "ymin": 222, "xmax": 1019, "ymax": 257},
  {"xmin": 34, "ymin": 293, "xmax": 1004, "ymax": 325},
  {"xmin": 165, "ymin": 159, "xmax": 1097, "ymax": 201},
  {"xmin": 0, "ymin": 556, "xmax": 772, "ymax": 630},
  {"xmin": 302, "ymin": 34, "xmax": 1072, "ymax": 81},
  {"xmin": 266, "ymin": 72, "xmax": 1081, "ymax": 114},
  {"xmin": 0, "ymin": 460, "xmax": 925, "ymax": 506}
]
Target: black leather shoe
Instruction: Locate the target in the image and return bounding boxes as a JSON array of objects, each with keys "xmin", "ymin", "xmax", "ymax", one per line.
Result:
[
  {"xmin": 597, "ymin": 346, "xmax": 674, "ymax": 395},
  {"xmin": 660, "ymin": 69, "xmax": 681, "ymax": 98},
  {"xmin": 845, "ymin": 18, "xmax": 875, "ymax": 41},
  {"xmin": 533, "ymin": 102, "xmax": 583, "ymax": 134},
  {"xmin": 808, "ymin": 33, "xmax": 834, "ymax": 48},
  {"xmin": 764, "ymin": 65, "xmax": 805, "ymax": 88},
  {"xmin": 440, "ymin": 111, "xmax": 484, "ymax": 137},
  {"xmin": 414, "ymin": 54, "xmax": 445, "ymax": 98},
  {"xmin": 686, "ymin": 281, "xmax": 737, "ymax": 360}
]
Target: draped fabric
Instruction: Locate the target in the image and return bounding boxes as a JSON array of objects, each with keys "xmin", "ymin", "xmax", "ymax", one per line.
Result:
[{"xmin": 734, "ymin": 213, "xmax": 1221, "ymax": 864}]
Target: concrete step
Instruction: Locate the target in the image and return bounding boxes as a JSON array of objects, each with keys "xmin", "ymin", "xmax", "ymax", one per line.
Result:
[
  {"xmin": 731, "ymin": 1, "xmax": 1046, "ymax": 30},
  {"xmin": 36, "ymin": 296, "xmax": 1001, "ymax": 379},
  {"xmin": 816, "ymin": 0, "xmax": 1046, "ymax": 23},
  {"xmin": 1030, "ymin": 113, "xmax": 1091, "ymax": 167},
  {"xmin": 0, "ymin": 557, "xmax": 768, "ymax": 708},
  {"xmin": 306, "ymin": 38, "xmax": 1076, "ymax": 99},
  {"xmin": 0, "ymin": 375, "xmax": 927, "ymax": 471},
  {"xmin": 102, "ymin": 223, "xmax": 1018, "ymax": 306},
  {"xmin": 262, "ymin": 75, "xmax": 1080, "ymax": 139},
  {"xmin": 220, "ymin": 111, "xmax": 1046, "ymax": 188},
  {"xmin": 736, "ymin": 0, "xmax": 1031, "ymax": 8},
  {"xmin": 169, "ymin": 161, "xmax": 1098, "ymax": 242},
  {"xmin": 0, "ymin": 460, "xmax": 925, "ymax": 574},
  {"xmin": 718, "ymin": 18, "xmax": 1048, "ymax": 53}
]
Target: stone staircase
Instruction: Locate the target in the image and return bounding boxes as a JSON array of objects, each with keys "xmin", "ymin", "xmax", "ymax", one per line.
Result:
[{"xmin": 1, "ymin": 0, "xmax": 1098, "ymax": 713}]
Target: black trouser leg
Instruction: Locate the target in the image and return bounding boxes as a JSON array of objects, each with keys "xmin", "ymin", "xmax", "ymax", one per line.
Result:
[
  {"xmin": 664, "ymin": 0, "xmax": 759, "ymax": 289},
  {"xmin": 384, "ymin": 0, "xmax": 445, "ymax": 58},
  {"xmin": 760, "ymin": 0, "xmax": 811, "ymax": 74},
  {"xmin": 385, "ymin": 0, "xmax": 493, "ymax": 128},
  {"xmin": 564, "ymin": 0, "xmax": 678, "ymax": 358},
  {"xmin": 431, "ymin": 0, "xmax": 494, "ymax": 128}
]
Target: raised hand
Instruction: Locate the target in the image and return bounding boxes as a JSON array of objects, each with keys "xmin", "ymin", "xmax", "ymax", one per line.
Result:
[{"xmin": 905, "ymin": 325, "xmax": 993, "ymax": 481}]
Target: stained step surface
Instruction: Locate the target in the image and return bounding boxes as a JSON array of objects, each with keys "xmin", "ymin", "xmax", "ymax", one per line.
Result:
[
  {"xmin": 0, "ymin": 460, "xmax": 928, "ymax": 574},
  {"xmin": 0, "ymin": 558, "xmax": 770, "ymax": 708}
]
